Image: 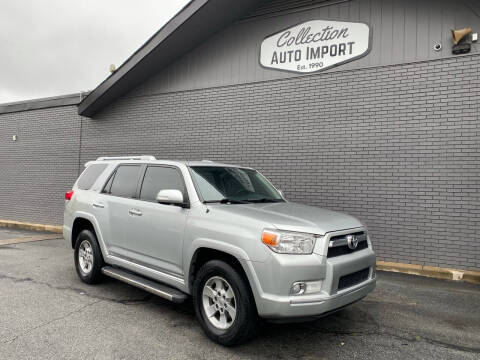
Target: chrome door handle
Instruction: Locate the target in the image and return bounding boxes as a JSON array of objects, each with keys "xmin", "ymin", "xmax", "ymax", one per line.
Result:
[
  {"xmin": 129, "ymin": 209, "xmax": 142, "ymax": 216},
  {"xmin": 92, "ymin": 202, "xmax": 105, "ymax": 208}
]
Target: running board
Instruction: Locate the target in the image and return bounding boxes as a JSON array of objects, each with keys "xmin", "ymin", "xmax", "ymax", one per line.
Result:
[{"xmin": 101, "ymin": 266, "xmax": 188, "ymax": 303}]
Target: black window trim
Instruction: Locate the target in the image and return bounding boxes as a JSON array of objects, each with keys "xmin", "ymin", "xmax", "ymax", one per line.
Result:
[
  {"xmin": 102, "ymin": 171, "xmax": 115, "ymax": 194},
  {"xmin": 101, "ymin": 163, "xmax": 143, "ymax": 199},
  {"xmin": 137, "ymin": 164, "xmax": 190, "ymax": 208}
]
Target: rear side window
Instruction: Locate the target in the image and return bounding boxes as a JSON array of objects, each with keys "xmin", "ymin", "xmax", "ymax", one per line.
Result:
[
  {"xmin": 140, "ymin": 166, "xmax": 186, "ymax": 202},
  {"xmin": 107, "ymin": 165, "xmax": 141, "ymax": 198},
  {"xmin": 77, "ymin": 164, "xmax": 108, "ymax": 190}
]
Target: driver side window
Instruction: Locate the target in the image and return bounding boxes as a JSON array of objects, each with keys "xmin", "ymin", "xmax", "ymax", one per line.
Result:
[{"xmin": 139, "ymin": 166, "xmax": 186, "ymax": 202}]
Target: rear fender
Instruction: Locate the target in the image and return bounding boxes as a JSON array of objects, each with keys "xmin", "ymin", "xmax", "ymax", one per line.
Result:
[{"xmin": 72, "ymin": 211, "xmax": 108, "ymax": 259}]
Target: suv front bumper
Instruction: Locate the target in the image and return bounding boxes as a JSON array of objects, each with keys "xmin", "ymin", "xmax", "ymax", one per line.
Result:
[
  {"xmin": 245, "ymin": 246, "xmax": 376, "ymax": 318},
  {"xmin": 258, "ymin": 276, "xmax": 375, "ymax": 319}
]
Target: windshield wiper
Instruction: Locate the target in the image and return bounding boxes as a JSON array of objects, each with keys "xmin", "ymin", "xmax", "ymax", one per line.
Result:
[
  {"xmin": 245, "ymin": 198, "xmax": 284, "ymax": 203},
  {"xmin": 203, "ymin": 198, "xmax": 250, "ymax": 204}
]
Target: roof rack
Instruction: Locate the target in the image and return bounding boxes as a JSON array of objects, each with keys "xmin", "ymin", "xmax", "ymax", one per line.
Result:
[{"xmin": 96, "ymin": 155, "xmax": 156, "ymax": 161}]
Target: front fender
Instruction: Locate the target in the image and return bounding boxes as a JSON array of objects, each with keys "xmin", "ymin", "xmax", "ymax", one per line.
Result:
[
  {"xmin": 184, "ymin": 238, "xmax": 251, "ymax": 293},
  {"xmin": 186, "ymin": 237, "xmax": 251, "ymax": 263},
  {"xmin": 183, "ymin": 237, "xmax": 267, "ymax": 307}
]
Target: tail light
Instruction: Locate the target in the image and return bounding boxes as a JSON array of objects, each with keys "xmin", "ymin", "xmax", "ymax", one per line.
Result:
[{"xmin": 65, "ymin": 190, "xmax": 74, "ymax": 200}]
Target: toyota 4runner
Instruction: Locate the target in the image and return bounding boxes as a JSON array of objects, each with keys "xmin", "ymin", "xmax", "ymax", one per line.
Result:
[{"xmin": 64, "ymin": 156, "xmax": 376, "ymax": 346}]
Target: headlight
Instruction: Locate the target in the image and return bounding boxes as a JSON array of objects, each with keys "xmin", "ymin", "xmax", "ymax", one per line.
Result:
[{"xmin": 261, "ymin": 229, "xmax": 317, "ymax": 254}]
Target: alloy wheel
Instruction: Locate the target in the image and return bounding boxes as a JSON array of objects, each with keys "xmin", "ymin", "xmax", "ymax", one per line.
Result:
[
  {"xmin": 78, "ymin": 240, "xmax": 94, "ymax": 275},
  {"xmin": 202, "ymin": 276, "xmax": 237, "ymax": 330}
]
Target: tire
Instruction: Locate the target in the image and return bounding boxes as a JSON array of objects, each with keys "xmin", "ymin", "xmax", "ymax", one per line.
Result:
[
  {"xmin": 74, "ymin": 229, "xmax": 104, "ymax": 284},
  {"xmin": 193, "ymin": 260, "xmax": 258, "ymax": 346}
]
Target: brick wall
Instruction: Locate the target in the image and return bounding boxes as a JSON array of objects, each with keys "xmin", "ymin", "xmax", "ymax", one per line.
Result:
[
  {"xmin": 81, "ymin": 54, "xmax": 480, "ymax": 271},
  {"xmin": 0, "ymin": 54, "xmax": 478, "ymax": 271},
  {"xmin": 0, "ymin": 106, "xmax": 81, "ymax": 224}
]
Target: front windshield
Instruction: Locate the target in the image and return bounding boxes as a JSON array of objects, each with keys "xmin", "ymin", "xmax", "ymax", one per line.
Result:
[{"xmin": 190, "ymin": 166, "xmax": 284, "ymax": 203}]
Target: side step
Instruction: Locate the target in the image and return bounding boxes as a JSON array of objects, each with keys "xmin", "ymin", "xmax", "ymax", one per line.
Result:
[{"xmin": 101, "ymin": 266, "xmax": 188, "ymax": 303}]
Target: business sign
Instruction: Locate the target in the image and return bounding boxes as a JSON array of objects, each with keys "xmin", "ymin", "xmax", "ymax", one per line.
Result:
[{"xmin": 260, "ymin": 20, "xmax": 371, "ymax": 73}]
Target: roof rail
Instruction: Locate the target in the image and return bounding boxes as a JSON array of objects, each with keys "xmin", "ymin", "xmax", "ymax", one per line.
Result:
[{"xmin": 96, "ymin": 155, "xmax": 156, "ymax": 161}]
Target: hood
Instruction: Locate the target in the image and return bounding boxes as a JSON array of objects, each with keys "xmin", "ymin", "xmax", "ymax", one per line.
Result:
[{"xmin": 212, "ymin": 202, "xmax": 363, "ymax": 235}]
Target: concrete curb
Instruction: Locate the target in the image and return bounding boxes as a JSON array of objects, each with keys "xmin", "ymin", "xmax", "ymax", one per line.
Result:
[
  {"xmin": 377, "ymin": 261, "xmax": 480, "ymax": 285},
  {"xmin": 0, "ymin": 220, "xmax": 62, "ymax": 234},
  {"xmin": 0, "ymin": 234, "xmax": 61, "ymax": 246}
]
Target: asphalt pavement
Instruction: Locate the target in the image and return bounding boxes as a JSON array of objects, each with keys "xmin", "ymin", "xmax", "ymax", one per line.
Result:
[{"xmin": 0, "ymin": 228, "xmax": 479, "ymax": 359}]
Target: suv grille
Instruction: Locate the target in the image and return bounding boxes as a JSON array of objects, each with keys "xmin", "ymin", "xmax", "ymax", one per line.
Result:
[
  {"xmin": 327, "ymin": 232, "xmax": 368, "ymax": 258},
  {"xmin": 338, "ymin": 268, "xmax": 370, "ymax": 290}
]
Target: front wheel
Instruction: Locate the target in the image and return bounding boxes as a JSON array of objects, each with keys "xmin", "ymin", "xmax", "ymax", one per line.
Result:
[{"xmin": 193, "ymin": 260, "xmax": 258, "ymax": 346}]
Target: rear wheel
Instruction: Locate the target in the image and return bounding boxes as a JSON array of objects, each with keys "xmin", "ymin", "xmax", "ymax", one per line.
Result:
[
  {"xmin": 193, "ymin": 260, "xmax": 258, "ymax": 346},
  {"xmin": 74, "ymin": 229, "xmax": 104, "ymax": 284}
]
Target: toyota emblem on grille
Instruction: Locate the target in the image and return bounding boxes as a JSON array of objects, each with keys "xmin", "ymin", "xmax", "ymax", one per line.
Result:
[{"xmin": 346, "ymin": 235, "xmax": 358, "ymax": 249}]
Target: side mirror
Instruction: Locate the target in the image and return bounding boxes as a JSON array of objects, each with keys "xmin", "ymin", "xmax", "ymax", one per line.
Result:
[{"xmin": 156, "ymin": 189, "xmax": 186, "ymax": 207}]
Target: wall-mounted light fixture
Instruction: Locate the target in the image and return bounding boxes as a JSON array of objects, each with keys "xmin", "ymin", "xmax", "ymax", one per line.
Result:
[
  {"xmin": 451, "ymin": 27, "xmax": 472, "ymax": 54},
  {"xmin": 12, "ymin": 135, "xmax": 17, "ymax": 141}
]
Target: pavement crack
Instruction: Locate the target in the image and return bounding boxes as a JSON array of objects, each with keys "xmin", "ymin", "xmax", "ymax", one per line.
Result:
[
  {"xmin": 2, "ymin": 299, "xmax": 102, "ymax": 345},
  {"xmin": 419, "ymin": 336, "xmax": 480, "ymax": 354},
  {"xmin": 0, "ymin": 272, "xmax": 153, "ymax": 305},
  {"xmin": 379, "ymin": 325, "xmax": 480, "ymax": 354},
  {"xmin": 299, "ymin": 322, "xmax": 480, "ymax": 354}
]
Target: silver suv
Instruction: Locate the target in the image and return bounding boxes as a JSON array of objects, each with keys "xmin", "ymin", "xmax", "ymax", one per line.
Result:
[{"xmin": 64, "ymin": 156, "xmax": 376, "ymax": 346}]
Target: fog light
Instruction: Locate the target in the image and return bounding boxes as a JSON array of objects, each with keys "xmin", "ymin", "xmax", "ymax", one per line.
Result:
[
  {"xmin": 305, "ymin": 280, "xmax": 323, "ymax": 294},
  {"xmin": 291, "ymin": 280, "xmax": 323, "ymax": 295},
  {"xmin": 290, "ymin": 282, "xmax": 306, "ymax": 295}
]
